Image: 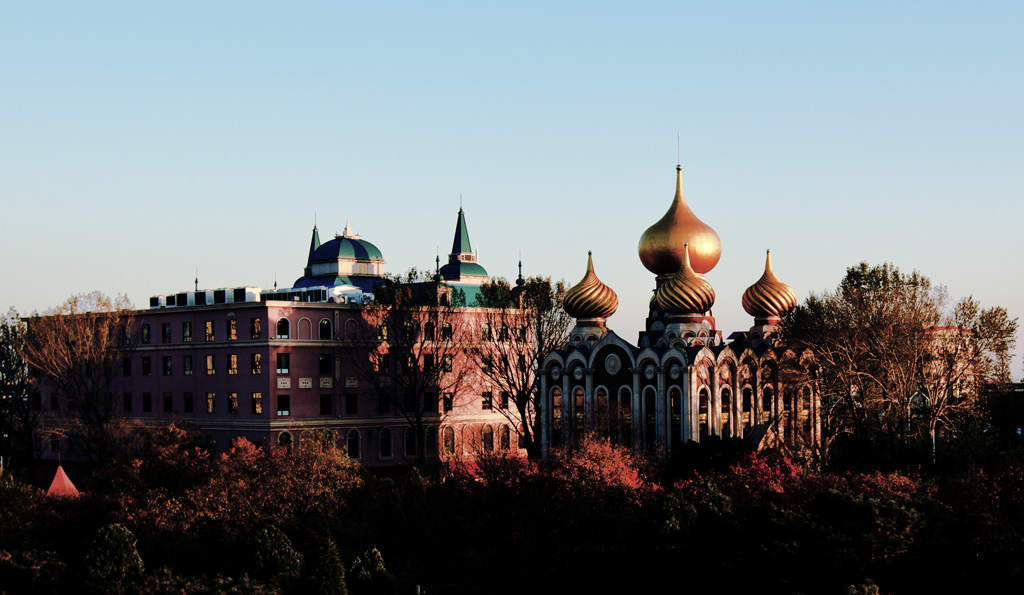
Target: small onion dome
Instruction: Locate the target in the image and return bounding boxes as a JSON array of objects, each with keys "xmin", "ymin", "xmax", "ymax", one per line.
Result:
[
  {"xmin": 742, "ymin": 250, "xmax": 797, "ymax": 319},
  {"xmin": 563, "ymin": 251, "xmax": 618, "ymax": 319},
  {"xmin": 655, "ymin": 242, "xmax": 715, "ymax": 315},
  {"xmin": 639, "ymin": 165, "xmax": 722, "ymax": 275}
]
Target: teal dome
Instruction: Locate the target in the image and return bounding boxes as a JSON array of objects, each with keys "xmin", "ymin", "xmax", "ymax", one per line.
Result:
[{"xmin": 312, "ymin": 236, "xmax": 383, "ymax": 262}]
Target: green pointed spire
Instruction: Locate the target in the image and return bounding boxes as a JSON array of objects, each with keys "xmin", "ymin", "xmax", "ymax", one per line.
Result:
[
  {"xmin": 450, "ymin": 208, "xmax": 473, "ymax": 255},
  {"xmin": 307, "ymin": 224, "xmax": 321, "ymax": 267}
]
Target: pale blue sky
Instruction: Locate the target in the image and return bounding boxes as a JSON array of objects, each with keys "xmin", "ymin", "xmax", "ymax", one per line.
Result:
[{"xmin": 2, "ymin": 2, "xmax": 1021, "ymax": 377}]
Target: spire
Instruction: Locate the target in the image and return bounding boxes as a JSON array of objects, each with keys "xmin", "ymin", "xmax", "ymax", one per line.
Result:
[
  {"xmin": 450, "ymin": 207, "xmax": 473, "ymax": 256},
  {"xmin": 516, "ymin": 255, "xmax": 525, "ymax": 287},
  {"xmin": 307, "ymin": 224, "xmax": 321, "ymax": 266}
]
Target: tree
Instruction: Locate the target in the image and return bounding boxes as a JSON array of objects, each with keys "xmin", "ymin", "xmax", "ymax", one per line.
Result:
[
  {"xmin": 84, "ymin": 523, "xmax": 144, "ymax": 593},
  {"xmin": 0, "ymin": 309, "xmax": 33, "ymax": 473},
  {"xmin": 20, "ymin": 292, "xmax": 138, "ymax": 464},
  {"xmin": 470, "ymin": 276, "xmax": 571, "ymax": 459},
  {"xmin": 780, "ymin": 263, "xmax": 1017, "ymax": 464},
  {"xmin": 354, "ymin": 270, "xmax": 473, "ymax": 466}
]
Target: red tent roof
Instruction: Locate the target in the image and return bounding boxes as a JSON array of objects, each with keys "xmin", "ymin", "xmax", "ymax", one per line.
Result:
[{"xmin": 46, "ymin": 465, "xmax": 79, "ymax": 498}]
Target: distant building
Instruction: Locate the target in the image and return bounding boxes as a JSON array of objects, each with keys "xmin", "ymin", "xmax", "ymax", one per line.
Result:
[
  {"xmin": 539, "ymin": 166, "xmax": 822, "ymax": 457},
  {"xmin": 33, "ymin": 209, "xmax": 521, "ymax": 467}
]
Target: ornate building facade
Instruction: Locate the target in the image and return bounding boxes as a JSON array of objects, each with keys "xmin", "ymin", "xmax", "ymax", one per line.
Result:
[
  {"xmin": 539, "ymin": 166, "xmax": 821, "ymax": 457},
  {"xmin": 32, "ymin": 209, "xmax": 523, "ymax": 468}
]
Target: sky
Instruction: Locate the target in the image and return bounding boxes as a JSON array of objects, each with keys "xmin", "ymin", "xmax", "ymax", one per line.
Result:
[{"xmin": 2, "ymin": 2, "xmax": 1022, "ymax": 377}]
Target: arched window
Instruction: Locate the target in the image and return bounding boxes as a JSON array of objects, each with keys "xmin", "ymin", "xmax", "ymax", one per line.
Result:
[
  {"xmin": 762, "ymin": 387, "xmax": 773, "ymax": 424},
  {"xmin": 404, "ymin": 427, "xmax": 417, "ymax": 457},
  {"xmin": 596, "ymin": 387, "xmax": 609, "ymax": 435},
  {"xmin": 379, "ymin": 428, "xmax": 393, "ymax": 459},
  {"xmin": 574, "ymin": 387, "xmax": 585, "ymax": 438},
  {"xmin": 644, "ymin": 387, "xmax": 657, "ymax": 451},
  {"xmin": 481, "ymin": 424, "xmax": 493, "ymax": 453},
  {"xmin": 319, "ymin": 319, "xmax": 332, "ymax": 340},
  {"xmin": 742, "ymin": 387, "xmax": 753, "ymax": 434},
  {"xmin": 721, "ymin": 387, "xmax": 732, "ymax": 437},
  {"xmin": 500, "ymin": 425, "xmax": 511, "ymax": 450},
  {"xmin": 402, "ymin": 321, "xmax": 416, "ymax": 342},
  {"xmin": 424, "ymin": 322, "xmax": 435, "ymax": 341},
  {"xmin": 278, "ymin": 431, "xmax": 293, "ymax": 448},
  {"xmin": 516, "ymin": 325, "xmax": 526, "ymax": 341},
  {"xmin": 440, "ymin": 323, "xmax": 453, "ymax": 340},
  {"xmin": 346, "ymin": 429, "xmax": 361, "ymax": 459},
  {"xmin": 669, "ymin": 386, "xmax": 682, "ymax": 449},
  {"xmin": 377, "ymin": 322, "xmax": 388, "ymax": 341},
  {"xmin": 698, "ymin": 387, "xmax": 710, "ymax": 440},
  {"xmin": 801, "ymin": 386, "xmax": 812, "ymax": 443},
  {"xmin": 619, "ymin": 387, "xmax": 633, "ymax": 446},
  {"xmin": 500, "ymin": 326, "xmax": 510, "ymax": 341},
  {"xmin": 345, "ymin": 319, "xmax": 359, "ymax": 341},
  {"xmin": 442, "ymin": 426, "xmax": 455, "ymax": 455},
  {"xmin": 480, "ymin": 323, "xmax": 490, "ymax": 341},
  {"xmin": 276, "ymin": 318, "xmax": 290, "ymax": 339},
  {"xmin": 551, "ymin": 387, "xmax": 562, "ymax": 446}
]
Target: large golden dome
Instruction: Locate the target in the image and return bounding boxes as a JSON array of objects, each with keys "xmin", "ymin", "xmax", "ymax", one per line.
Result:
[
  {"xmin": 563, "ymin": 251, "xmax": 618, "ymax": 320},
  {"xmin": 655, "ymin": 243, "xmax": 715, "ymax": 315},
  {"xmin": 742, "ymin": 250, "xmax": 797, "ymax": 319},
  {"xmin": 639, "ymin": 166, "xmax": 722, "ymax": 275}
]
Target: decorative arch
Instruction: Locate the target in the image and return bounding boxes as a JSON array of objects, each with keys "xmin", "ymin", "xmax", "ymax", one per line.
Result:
[
  {"xmin": 319, "ymin": 318, "xmax": 332, "ymax": 340},
  {"xmin": 346, "ymin": 429, "xmax": 361, "ymax": 459},
  {"xmin": 344, "ymin": 318, "xmax": 358, "ymax": 341},
  {"xmin": 298, "ymin": 317, "xmax": 312, "ymax": 340},
  {"xmin": 276, "ymin": 318, "xmax": 290, "ymax": 339}
]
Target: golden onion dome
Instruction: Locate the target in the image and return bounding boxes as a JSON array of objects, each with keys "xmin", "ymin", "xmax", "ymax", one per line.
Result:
[
  {"xmin": 742, "ymin": 250, "xmax": 797, "ymax": 319},
  {"xmin": 563, "ymin": 251, "xmax": 618, "ymax": 319},
  {"xmin": 639, "ymin": 166, "xmax": 722, "ymax": 275},
  {"xmin": 655, "ymin": 243, "xmax": 715, "ymax": 315}
]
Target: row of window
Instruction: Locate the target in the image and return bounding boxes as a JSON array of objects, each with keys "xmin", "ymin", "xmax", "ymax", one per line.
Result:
[
  {"xmin": 376, "ymin": 322, "xmax": 526, "ymax": 343},
  {"xmin": 140, "ymin": 319, "xmax": 265, "ymax": 344},
  {"xmin": 130, "ymin": 353, "xmax": 264, "ymax": 376},
  {"xmin": 334, "ymin": 423, "xmax": 517, "ymax": 460}
]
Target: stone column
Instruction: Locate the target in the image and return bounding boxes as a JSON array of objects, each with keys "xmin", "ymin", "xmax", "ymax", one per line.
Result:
[{"xmin": 631, "ymin": 368, "xmax": 641, "ymax": 451}]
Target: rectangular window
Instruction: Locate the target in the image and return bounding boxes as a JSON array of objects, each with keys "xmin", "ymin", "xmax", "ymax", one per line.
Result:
[
  {"xmin": 195, "ymin": 292, "xmax": 207, "ymax": 305},
  {"xmin": 424, "ymin": 354, "xmax": 435, "ymax": 374},
  {"xmin": 276, "ymin": 353, "xmax": 290, "ymax": 374},
  {"xmin": 163, "ymin": 356, "xmax": 172, "ymax": 376},
  {"xmin": 227, "ymin": 319, "xmax": 237, "ymax": 341},
  {"xmin": 183, "ymin": 355, "xmax": 193, "ymax": 376},
  {"xmin": 426, "ymin": 392, "xmax": 438, "ymax": 413},
  {"xmin": 277, "ymin": 395, "xmax": 290, "ymax": 417},
  {"xmin": 205, "ymin": 321, "xmax": 215, "ymax": 341},
  {"xmin": 142, "ymin": 324, "xmax": 151, "ymax": 344},
  {"xmin": 443, "ymin": 392, "xmax": 453, "ymax": 412},
  {"xmin": 251, "ymin": 353, "xmax": 262, "ymax": 374},
  {"xmin": 122, "ymin": 357, "xmax": 131, "ymax": 376},
  {"xmin": 142, "ymin": 357, "xmax": 152, "ymax": 376},
  {"xmin": 228, "ymin": 392, "xmax": 238, "ymax": 413},
  {"xmin": 378, "ymin": 353, "xmax": 390, "ymax": 374},
  {"xmin": 346, "ymin": 393, "xmax": 358, "ymax": 415},
  {"xmin": 206, "ymin": 392, "xmax": 215, "ymax": 413},
  {"xmin": 319, "ymin": 353, "xmax": 332, "ymax": 374},
  {"xmin": 122, "ymin": 392, "xmax": 132, "ymax": 413},
  {"xmin": 378, "ymin": 392, "xmax": 390, "ymax": 414},
  {"xmin": 320, "ymin": 394, "xmax": 332, "ymax": 416},
  {"xmin": 143, "ymin": 392, "xmax": 152, "ymax": 413},
  {"xmin": 482, "ymin": 391, "xmax": 493, "ymax": 410},
  {"xmin": 162, "ymin": 323, "xmax": 172, "ymax": 343},
  {"xmin": 184, "ymin": 392, "xmax": 194, "ymax": 413},
  {"xmin": 214, "ymin": 289, "xmax": 226, "ymax": 304},
  {"xmin": 182, "ymin": 322, "xmax": 192, "ymax": 342},
  {"xmin": 163, "ymin": 392, "xmax": 173, "ymax": 413},
  {"xmin": 228, "ymin": 354, "xmax": 238, "ymax": 375},
  {"xmin": 252, "ymin": 392, "xmax": 263, "ymax": 414},
  {"xmin": 443, "ymin": 355, "xmax": 453, "ymax": 373},
  {"xmin": 233, "ymin": 288, "xmax": 246, "ymax": 302},
  {"xmin": 500, "ymin": 391, "xmax": 509, "ymax": 410},
  {"xmin": 206, "ymin": 355, "xmax": 215, "ymax": 375},
  {"xmin": 250, "ymin": 318, "xmax": 261, "ymax": 339}
]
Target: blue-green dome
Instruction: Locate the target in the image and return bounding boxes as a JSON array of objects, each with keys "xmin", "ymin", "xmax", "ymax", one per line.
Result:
[
  {"xmin": 313, "ymin": 236, "xmax": 384, "ymax": 262},
  {"xmin": 440, "ymin": 261, "xmax": 488, "ymax": 279}
]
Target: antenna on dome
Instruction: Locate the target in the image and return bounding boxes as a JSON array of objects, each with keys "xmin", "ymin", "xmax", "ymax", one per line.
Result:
[{"xmin": 194, "ymin": 269, "xmax": 198, "ymax": 291}]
